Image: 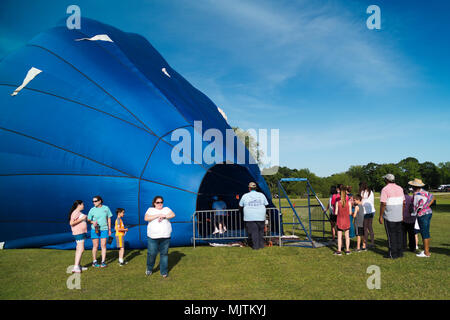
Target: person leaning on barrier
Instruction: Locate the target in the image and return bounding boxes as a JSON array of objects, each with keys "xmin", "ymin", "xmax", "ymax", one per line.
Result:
[
  {"xmin": 239, "ymin": 182, "xmax": 269, "ymax": 250},
  {"xmin": 212, "ymin": 195, "xmax": 227, "ymax": 234}
]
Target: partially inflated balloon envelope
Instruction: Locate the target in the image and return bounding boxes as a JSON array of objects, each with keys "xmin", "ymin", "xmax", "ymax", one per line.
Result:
[{"xmin": 0, "ymin": 18, "xmax": 272, "ymax": 249}]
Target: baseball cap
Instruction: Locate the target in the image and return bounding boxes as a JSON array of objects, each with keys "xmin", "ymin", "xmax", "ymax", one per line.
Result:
[
  {"xmin": 248, "ymin": 182, "xmax": 257, "ymax": 188},
  {"xmin": 382, "ymin": 174, "xmax": 395, "ymax": 182}
]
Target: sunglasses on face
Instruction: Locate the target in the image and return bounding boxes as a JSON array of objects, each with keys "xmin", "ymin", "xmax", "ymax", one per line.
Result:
[
  {"xmin": 155, "ymin": 201, "xmax": 163, "ymax": 204},
  {"xmin": 93, "ymin": 200, "xmax": 100, "ymax": 203}
]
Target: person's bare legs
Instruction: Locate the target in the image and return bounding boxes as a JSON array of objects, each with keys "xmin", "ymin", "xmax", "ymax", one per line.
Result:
[
  {"xmin": 345, "ymin": 230, "xmax": 350, "ymax": 252},
  {"xmin": 75, "ymin": 240, "xmax": 84, "ymax": 267},
  {"xmin": 119, "ymin": 247, "xmax": 125, "ymax": 261},
  {"xmin": 100, "ymin": 238, "xmax": 107, "ymax": 263},
  {"xmin": 331, "ymin": 222, "xmax": 336, "ymax": 241},
  {"xmin": 92, "ymin": 238, "xmax": 99, "ymax": 262},
  {"xmin": 423, "ymin": 238, "xmax": 431, "ymax": 256},
  {"xmin": 337, "ymin": 230, "xmax": 343, "ymax": 252}
]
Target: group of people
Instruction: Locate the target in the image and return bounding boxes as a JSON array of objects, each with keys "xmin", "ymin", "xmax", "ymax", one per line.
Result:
[
  {"xmin": 210, "ymin": 182, "xmax": 270, "ymax": 251},
  {"xmin": 326, "ymin": 174, "xmax": 434, "ymax": 258},
  {"xmin": 326, "ymin": 183, "xmax": 375, "ymax": 255},
  {"xmin": 68, "ymin": 181, "xmax": 270, "ymax": 276},
  {"xmin": 68, "ymin": 176, "xmax": 435, "ymax": 275},
  {"xmin": 69, "ymin": 195, "xmax": 175, "ymax": 278}
]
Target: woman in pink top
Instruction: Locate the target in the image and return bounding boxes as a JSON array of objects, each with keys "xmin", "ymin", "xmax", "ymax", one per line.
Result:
[{"xmin": 69, "ymin": 200, "xmax": 88, "ymax": 273}]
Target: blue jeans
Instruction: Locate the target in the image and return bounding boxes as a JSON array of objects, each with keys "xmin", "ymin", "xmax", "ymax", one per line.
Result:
[{"xmin": 147, "ymin": 238, "xmax": 170, "ymax": 275}]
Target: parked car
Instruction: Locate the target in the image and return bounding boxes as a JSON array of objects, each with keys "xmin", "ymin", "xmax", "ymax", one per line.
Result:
[{"xmin": 438, "ymin": 184, "xmax": 450, "ymax": 192}]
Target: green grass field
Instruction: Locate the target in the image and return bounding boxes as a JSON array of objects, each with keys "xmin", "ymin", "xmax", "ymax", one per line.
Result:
[{"xmin": 1, "ymin": 194, "xmax": 449, "ymax": 300}]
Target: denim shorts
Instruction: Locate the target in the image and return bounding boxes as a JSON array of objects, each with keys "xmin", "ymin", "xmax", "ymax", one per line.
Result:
[
  {"xmin": 74, "ymin": 233, "xmax": 87, "ymax": 243},
  {"xmin": 91, "ymin": 229, "xmax": 109, "ymax": 239},
  {"xmin": 417, "ymin": 214, "xmax": 432, "ymax": 239}
]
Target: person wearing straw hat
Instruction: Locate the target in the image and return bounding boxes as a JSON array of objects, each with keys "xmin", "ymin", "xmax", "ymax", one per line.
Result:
[
  {"xmin": 379, "ymin": 174, "xmax": 405, "ymax": 259},
  {"xmin": 409, "ymin": 178, "xmax": 435, "ymax": 258},
  {"xmin": 239, "ymin": 182, "xmax": 269, "ymax": 250}
]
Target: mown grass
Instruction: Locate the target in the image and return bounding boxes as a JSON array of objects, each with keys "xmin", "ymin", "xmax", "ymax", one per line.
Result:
[{"xmin": 1, "ymin": 194, "xmax": 449, "ymax": 300}]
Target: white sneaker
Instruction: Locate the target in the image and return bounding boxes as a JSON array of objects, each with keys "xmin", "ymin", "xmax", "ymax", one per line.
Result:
[
  {"xmin": 72, "ymin": 266, "xmax": 81, "ymax": 273},
  {"xmin": 213, "ymin": 229, "xmax": 219, "ymax": 234},
  {"xmin": 416, "ymin": 251, "xmax": 430, "ymax": 258},
  {"xmin": 81, "ymin": 266, "xmax": 88, "ymax": 271}
]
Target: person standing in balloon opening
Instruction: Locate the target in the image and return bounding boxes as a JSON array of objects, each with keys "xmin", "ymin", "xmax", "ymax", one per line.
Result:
[
  {"xmin": 145, "ymin": 196, "xmax": 175, "ymax": 278},
  {"xmin": 212, "ymin": 195, "xmax": 227, "ymax": 234},
  {"xmin": 69, "ymin": 200, "xmax": 88, "ymax": 273},
  {"xmin": 87, "ymin": 196, "xmax": 112, "ymax": 268}
]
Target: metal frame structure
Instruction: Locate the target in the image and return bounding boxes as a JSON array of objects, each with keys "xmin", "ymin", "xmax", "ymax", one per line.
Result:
[
  {"xmin": 192, "ymin": 208, "xmax": 281, "ymax": 248},
  {"xmin": 277, "ymin": 178, "xmax": 329, "ymax": 248}
]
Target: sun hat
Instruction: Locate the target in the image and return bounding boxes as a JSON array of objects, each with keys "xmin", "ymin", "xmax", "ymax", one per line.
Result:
[
  {"xmin": 382, "ymin": 174, "xmax": 395, "ymax": 182},
  {"xmin": 408, "ymin": 178, "xmax": 425, "ymax": 187},
  {"xmin": 248, "ymin": 182, "xmax": 257, "ymax": 188}
]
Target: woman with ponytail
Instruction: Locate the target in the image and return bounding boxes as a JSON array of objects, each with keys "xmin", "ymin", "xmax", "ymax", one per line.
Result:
[
  {"xmin": 334, "ymin": 186, "xmax": 352, "ymax": 255},
  {"xmin": 69, "ymin": 200, "xmax": 88, "ymax": 273}
]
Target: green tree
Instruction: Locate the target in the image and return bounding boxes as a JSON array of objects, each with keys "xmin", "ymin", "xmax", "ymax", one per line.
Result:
[
  {"xmin": 420, "ymin": 161, "xmax": 440, "ymax": 188},
  {"xmin": 232, "ymin": 127, "xmax": 264, "ymax": 165},
  {"xmin": 397, "ymin": 157, "xmax": 421, "ymax": 187},
  {"xmin": 438, "ymin": 162, "xmax": 450, "ymax": 184}
]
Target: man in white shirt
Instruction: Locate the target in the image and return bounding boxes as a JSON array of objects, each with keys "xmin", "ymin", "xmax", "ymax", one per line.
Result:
[{"xmin": 239, "ymin": 182, "xmax": 269, "ymax": 250}]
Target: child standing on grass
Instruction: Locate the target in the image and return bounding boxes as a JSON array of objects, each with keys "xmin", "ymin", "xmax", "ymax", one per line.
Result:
[
  {"xmin": 115, "ymin": 208, "xmax": 128, "ymax": 266},
  {"xmin": 334, "ymin": 186, "xmax": 352, "ymax": 255},
  {"xmin": 325, "ymin": 186, "xmax": 338, "ymax": 243},
  {"xmin": 353, "ymin": 195, "xmax": 366, "ymax": 252},
  {"xmin": 69, "ymin": 200, "xmax": 88, "ymax": 273}
]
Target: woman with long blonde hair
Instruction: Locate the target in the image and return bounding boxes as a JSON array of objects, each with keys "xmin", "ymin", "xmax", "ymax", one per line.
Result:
[{"xmin": 334, "ymin": 186, "xmax": 352, "ymax": 255}]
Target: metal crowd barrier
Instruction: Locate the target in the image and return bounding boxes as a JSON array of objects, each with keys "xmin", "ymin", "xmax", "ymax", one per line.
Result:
[{"xmin": 192, "ymin": 207, "xmax": 281, "ymax": 248}]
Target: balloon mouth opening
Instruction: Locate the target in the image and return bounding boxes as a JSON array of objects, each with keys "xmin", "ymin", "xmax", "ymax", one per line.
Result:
[{"xmin": 195, "ymin": 163, "xmax": 269, "ymax": 211}]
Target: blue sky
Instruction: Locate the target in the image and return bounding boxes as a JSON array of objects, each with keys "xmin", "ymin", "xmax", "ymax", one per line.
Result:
[{"xmin": 1, "ymin": 0, "xmax": 449, "ymax": 177}]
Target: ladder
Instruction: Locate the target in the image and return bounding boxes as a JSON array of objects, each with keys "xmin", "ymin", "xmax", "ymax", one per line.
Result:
[{"xmin": 277, "ymin": 178, "xmax": 329, "ymax": 248}]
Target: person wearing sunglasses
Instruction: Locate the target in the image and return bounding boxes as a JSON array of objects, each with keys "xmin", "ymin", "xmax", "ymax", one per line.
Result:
[
  {"xmin": 87, "ymin": 195, "xmax": 112, "ymax": 268},
  {"xmin": 144, "ymin": 196, "xmax": 175, "ymax": 278}
]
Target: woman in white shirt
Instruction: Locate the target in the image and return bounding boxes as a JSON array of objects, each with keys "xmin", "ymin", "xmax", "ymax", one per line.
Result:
[
  {"xmin": 144, "ymin": 196, "xmax": 175, "ymax": 278},
  {"xmin": 359, "ymin": 182, "xmax": 375, "ymax": 248}
]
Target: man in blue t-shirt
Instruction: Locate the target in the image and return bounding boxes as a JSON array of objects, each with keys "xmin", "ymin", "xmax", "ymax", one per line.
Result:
[{"xmin": 239, "ymin": 182, "xmax": 269, "ymax": 250}]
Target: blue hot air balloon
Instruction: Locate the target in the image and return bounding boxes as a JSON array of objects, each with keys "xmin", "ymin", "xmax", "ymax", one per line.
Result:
[{"xmin": 0, "ymin": 18, "xmax": 272, "ymax": 249}]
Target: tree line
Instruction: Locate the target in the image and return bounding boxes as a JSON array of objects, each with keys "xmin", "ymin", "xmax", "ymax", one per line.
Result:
[{"xmin": 262, "ymin": 158, "xmax": 450, "ymax": 198}]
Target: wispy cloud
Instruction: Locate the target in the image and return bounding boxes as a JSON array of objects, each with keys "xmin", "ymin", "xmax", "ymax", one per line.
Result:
[{"xmin": 189, "ymin": 0, "xmax": 418, "ymax": 92}]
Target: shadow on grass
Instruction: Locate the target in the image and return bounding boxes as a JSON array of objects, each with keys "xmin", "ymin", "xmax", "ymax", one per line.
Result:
[
  {"xmin": 324, "ymin": 236, "xmax": 391, "ymax": 256},
  {"xmin": 152, "ymin": 251, "xmax": 186, "ymax": 274},
  {"xmin": 81, "ymin": 248, "xmax": 143, "ymax": 267}
]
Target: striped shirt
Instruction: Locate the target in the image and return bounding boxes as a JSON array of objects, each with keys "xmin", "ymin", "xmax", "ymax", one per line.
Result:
[{"xmin": 380, "ymin": 183, "xmax": 405, "ymax": 222}]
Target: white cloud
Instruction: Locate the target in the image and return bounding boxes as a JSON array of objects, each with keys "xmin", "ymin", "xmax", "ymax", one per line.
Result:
[{"xmin": 191, "ymin": 0, "xmax": 418, "ymax": 92}]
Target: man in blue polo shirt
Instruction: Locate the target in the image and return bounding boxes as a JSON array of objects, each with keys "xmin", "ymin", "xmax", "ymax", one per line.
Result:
[{"xmin": 239, "ymin": 182, "xmax": 269, "ymax": 250}]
